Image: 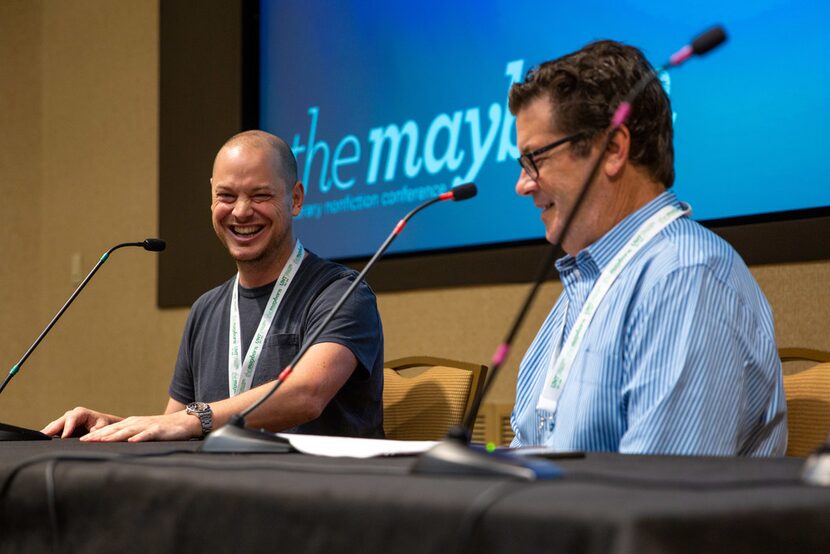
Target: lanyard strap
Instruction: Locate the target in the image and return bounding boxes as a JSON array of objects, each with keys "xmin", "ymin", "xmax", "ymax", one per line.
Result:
[
  {"xmin": 536, "ymin": 204, "xmax": 689, "ymax": 414},
  {"xmin": 228, "ymin": 240, "xmax": 304, "ymax": 397}
]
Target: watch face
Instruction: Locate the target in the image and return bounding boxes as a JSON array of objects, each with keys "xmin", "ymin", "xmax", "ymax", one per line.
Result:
[
  {"xmin": 186, "ymin": 402, "xmax": 212, "ymax": 436},
  {"xmin": 187, "ymin": 402, "xmax": 210, "ymax": 414}
]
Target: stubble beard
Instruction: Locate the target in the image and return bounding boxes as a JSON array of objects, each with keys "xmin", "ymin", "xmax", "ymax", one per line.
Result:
[{"xmin": 229, "ymin": 227, "xmax": 293, "ymax": 278}]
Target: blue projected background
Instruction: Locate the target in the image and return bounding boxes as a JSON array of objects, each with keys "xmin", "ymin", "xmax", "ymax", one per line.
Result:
[{"xmin": 260, "ymin": 1, "xmax": 830, "ymax": 260}]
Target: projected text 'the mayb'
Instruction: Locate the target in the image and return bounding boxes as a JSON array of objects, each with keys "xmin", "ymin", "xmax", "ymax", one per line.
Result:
[{"xmin": 290, "ymin": 60, "xmax": 525, "ymax": 200}]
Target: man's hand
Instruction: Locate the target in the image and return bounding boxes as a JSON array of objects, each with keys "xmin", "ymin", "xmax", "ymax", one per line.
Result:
[
  {"xmin": 41, "ymin": 407, "xmax": 124, "ymax": 438},
  {"xmin": 79, "ymin": 410, "xmax": 202, "ymax": 442}
]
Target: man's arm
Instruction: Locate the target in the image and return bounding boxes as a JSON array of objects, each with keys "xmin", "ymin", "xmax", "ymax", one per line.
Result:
[
  {"xmin": 618, "ymin": 265, "xmax": 784, "ymax": 455},
  {"xmin": 165, "ymin": 398, "xmax": 186, "ymax": 414},
  {"xmin": 79, "ymin": 342, "xmax": 357, "ymax": 442}
]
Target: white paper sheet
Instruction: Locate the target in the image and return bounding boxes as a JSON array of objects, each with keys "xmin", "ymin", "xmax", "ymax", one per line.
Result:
[{"xmin": 276, "ymin": 433, "xmax": 439, "ymax": 458}]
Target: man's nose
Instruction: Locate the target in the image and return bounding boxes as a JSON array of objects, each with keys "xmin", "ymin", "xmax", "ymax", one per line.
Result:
[
  {"xmin": 515, "ymin": 169, "xmax": 537, "ymax": 197},
  {"xmin": 232, "ymin": 197, "xmax": 253, "ymax": 219}
]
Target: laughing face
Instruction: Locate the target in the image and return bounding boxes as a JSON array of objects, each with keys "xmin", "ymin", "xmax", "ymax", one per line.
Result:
[
  {"xmin": 514, "ymin": 94, "xmax": 598, "ymax": 255},
  {"xmin": 210, "ymin": 144, "xmax": 303, "ymax": 278}
]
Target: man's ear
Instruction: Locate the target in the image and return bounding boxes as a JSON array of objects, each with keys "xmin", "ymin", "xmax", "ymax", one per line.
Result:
[
  {"xmin": 291, "ymin": 181, "xmax": 305, "ymax": 216},
  {"xmin": 603, "ymin": 124, "xmax": 630, "ymax": 179}
]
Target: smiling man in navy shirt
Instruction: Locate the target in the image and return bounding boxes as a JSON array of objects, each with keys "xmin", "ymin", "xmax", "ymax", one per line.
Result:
[{"xmin": 44, "ymin": 131, "xmax": 384, "ymax": 441}]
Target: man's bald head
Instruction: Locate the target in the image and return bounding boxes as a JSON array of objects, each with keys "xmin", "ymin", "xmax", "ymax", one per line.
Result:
[{"xmin": 215, "ymin": 130, "xmax": 298, "ymax": 191}]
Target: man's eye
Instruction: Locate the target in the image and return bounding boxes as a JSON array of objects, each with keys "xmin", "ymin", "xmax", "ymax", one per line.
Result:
[
  {"xmin": 253, "ymin": 195, "xmax": 272, "ymax": 202},
  {"xmin": 216, "ymin": 194, "xmax": 235, "ymax": 202}
]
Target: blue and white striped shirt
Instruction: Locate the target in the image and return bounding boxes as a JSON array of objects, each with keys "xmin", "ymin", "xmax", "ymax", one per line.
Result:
[{"xmin": 511, "ymin": 192, "xmax": 787, "ymax": 456}]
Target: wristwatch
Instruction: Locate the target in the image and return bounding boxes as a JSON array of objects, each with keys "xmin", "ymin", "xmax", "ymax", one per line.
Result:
[{"xmin": 185, "ymin": 402, "xmax": 213, "ymax": 436}]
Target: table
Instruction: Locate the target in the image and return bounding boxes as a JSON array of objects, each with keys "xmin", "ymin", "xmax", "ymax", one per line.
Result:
[{"xmin": 1, "ymin": 440, "xmax": 829, "ymax": 553}]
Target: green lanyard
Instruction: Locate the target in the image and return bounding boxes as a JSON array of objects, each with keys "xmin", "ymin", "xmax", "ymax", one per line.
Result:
[{"xmin": 228, "ymin": 240, "xmax": 304, "ymax": 396}]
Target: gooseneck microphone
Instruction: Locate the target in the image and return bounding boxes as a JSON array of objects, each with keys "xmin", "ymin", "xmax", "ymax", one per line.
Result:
[
  {"xmin": 613, "ymin": 25, "xmax": 727, "ymax": 129},
  {"xmin": 0, "ymin": 238, "xmax": 166, "ymax": 441},
  {"xmin": 201, "ymin": 184, "xmax": 478, "ymax": 452},
  {"xmin": 412, "ymin": 26, "xmax": 729, "ymax": 480}
]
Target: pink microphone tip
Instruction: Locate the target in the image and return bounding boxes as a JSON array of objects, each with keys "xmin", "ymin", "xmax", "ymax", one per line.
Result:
[{"xmin": 669, "ymin": 45, "xmax": 694, "ymax": 66}]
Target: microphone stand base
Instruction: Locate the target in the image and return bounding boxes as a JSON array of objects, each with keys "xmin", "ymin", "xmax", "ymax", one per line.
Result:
[
  {"xmin": 200, "ymin": 420, "xmax": 293, "ymax": 453},
  {"xmin": 0, "ymin": 421, "xmax": 51, "ymax": 441},
  {"xmin": 411, "ymin": 439, "xmax": 562, "ymax": 481},
  {"xmin": 802, "ymin": 446, "xmax": 830, "ymax": 486}
]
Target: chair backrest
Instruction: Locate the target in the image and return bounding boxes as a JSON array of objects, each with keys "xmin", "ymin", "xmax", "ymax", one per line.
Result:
[
  {"xmin": 472, "ymin": 402, "xmax": 516, "ymax": 447},
  {"xmin": 383, "ymin": 356, "xmax": 487, "ymax": 441},
  {"xmin": 780, "ymin": 348, "xmax": 830, "ymax": 457},
  {"xmin": 779, "ymin": 348, "xmax": 830, "ymax": 364}
]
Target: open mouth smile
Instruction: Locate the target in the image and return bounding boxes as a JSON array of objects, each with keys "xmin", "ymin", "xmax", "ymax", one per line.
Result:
[
  {"xmin": 536, "ymin": 201, "xmax": 554, "ymax": 213},
  {"xmin": 230, "ymin": 225, "xmax": 264, "ymax": 239}
]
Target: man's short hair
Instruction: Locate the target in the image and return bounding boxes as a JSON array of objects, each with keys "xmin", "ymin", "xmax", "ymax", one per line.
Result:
[
  {"xmin": 220, "ymin": 130, "xmax": 298, "ymax": 190},
  {"xmin": 509, "ymin": 40, "xmax": 674, "ymax": 187}
]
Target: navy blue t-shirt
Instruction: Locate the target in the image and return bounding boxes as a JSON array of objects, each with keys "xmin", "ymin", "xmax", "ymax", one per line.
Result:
[{"xmin": 169, "ymin": 251, "xmax": 384, "ymax": 438}]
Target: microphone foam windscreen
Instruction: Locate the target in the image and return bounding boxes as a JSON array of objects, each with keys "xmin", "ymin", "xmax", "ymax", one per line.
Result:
[
  {"xmin": 143, "ymin": 238, "xmax": 167, "ymax": 252},
  {"xmin": 452, "ymin": 183, "xmax": 478, "ymax": 201},
  {"xmin": 691, "ymin": 26, "xmax": 727, "ymax": 56}
]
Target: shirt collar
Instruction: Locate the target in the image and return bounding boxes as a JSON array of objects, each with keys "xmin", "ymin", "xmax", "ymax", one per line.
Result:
[{"xmin": 555, "ymin": 190, "xmax": 683, "ymax": 274}]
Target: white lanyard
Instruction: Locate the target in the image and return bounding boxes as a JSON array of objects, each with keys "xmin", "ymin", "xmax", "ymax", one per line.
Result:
[
  {"xmin": 536, "ymin": 204, "xmax": 689, "ymax": 414},
  {"xmin": 228, "ymin": 240, "xmax": 304, "ymax": 396}
]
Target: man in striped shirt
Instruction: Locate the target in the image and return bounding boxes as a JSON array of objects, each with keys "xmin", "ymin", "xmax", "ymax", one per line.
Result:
[{"xmin": 509, "ymin": 40, "xmax": 786, "ymax": 455}]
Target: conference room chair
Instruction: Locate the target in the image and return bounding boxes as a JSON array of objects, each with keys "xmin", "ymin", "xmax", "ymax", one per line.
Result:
[
  {"xmin": 779, "ymin": 348, "xmax": 830, "ymax": 457},
  {"xmin": 471, "ymin": 403, "xmax": 516, "ymax": 446},
  {"xmin": 382, "ymin": 356, "xmax": 487, "ymax": 441}
]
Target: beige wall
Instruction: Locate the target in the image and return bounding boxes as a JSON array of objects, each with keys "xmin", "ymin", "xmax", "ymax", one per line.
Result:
[
  {"xmin": 1, "ymin": 1, "xmax": 828, "ymax": 430},
  {"xmin": 0, "ymin": 2, "xmax": 45, "ymax": 423},
  {"xmin": 0, "ymin": 0, "xmax": 186, "ymax": 428}
]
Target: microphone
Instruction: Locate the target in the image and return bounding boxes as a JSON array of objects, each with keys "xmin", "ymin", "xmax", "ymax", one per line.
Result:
[
  {"xmin": 142, "ymin": 238, "xmax": 167, "ymax": 252},
  {"xmin": 0, "ymin": 238, "xmax": 166, "ymax": 441},
  {"xmin": 412, "ymin": 26, "xmax": 729, "ymax": 480},
  {"xmin": 614, "ymin": 25, "xmax": 728, "ymax": 127},
  {"xmin": 201, "ymin": 185, "xmax": 477, "ymax": 452},
  {"xmin": 669, "ymin": 25, "xmax": 728, "ymax": 66},
  {"xmin": 445, "ymin": 183, "xmax": 477, "ymax": 201}
]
